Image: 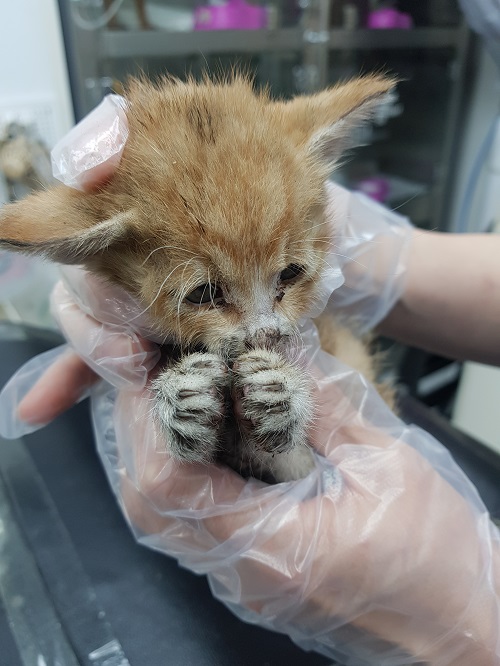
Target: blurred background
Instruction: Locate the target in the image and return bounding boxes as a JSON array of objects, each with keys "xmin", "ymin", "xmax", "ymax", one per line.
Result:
[{"xmin": 0, "ymin": 0, "xmax": 499, "ymax": 451}]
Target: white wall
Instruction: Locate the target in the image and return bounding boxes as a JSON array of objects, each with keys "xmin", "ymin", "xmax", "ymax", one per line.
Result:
[
  {"xmin": 0, "ymin": 0, "xmax": 74, "ymax": 144},
  {"xmin": 449, "ymin": 46, "xmax": 500, "ymax": 232},
  {"xmin": 450, "ymin": 46, "xmax": 500, "ymax": 451},
  {"xmin": 0, "ymin": 0, "xmax": 73, "ymax": 327}
]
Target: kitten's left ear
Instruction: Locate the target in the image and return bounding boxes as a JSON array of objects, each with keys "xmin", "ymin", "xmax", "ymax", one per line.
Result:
[
  {"xmin": 0, "ymin": 186, "xmax": 134, "ymax": 264},
  {"xmin": 278, "ymin": 75, "xmax": 397, "ymax": 170}
]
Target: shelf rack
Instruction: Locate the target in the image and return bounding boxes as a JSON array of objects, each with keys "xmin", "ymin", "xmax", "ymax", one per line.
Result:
[
  {"xmin": 101, "ymin": 27, "xmax": 464, "ymax": 59},
  {"xmin": 57, "ymin": 0, "xmax": 473, "ymax": 234}
]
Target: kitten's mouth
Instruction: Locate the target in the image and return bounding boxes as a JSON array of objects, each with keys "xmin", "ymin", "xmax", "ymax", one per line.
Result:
[
  {"xmin": 159, "ymin": 341, "xmax": 237, "ymax": 368},
  {"xmin": 222, "ymin": 337, "xmax": 292, "ymax": 365},
  {"xmin": 159, "ymin": 333, "xmax": 294, "ymax": 366}
]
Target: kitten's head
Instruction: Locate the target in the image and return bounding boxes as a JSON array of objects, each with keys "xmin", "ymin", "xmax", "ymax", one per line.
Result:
[{"xmin": 0, "ymin": 74, "xmax": 394, "ymax": 359}]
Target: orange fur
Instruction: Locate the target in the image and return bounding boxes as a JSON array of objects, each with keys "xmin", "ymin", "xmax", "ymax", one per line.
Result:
[{"xmin": 0, "ymin": 74, "xmax": 395, "ymax": 364}]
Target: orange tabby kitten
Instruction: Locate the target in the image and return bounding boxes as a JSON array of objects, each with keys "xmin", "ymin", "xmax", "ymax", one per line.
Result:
[{"xmin": 0, "ymin": 74, "xmax": 394, "ymax": 482}]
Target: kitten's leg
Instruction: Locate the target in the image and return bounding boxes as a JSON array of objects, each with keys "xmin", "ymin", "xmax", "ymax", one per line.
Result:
[
  {"xmin": 314, "ymin": 312, "xmax": 395, "ymax": 409},
  {"xmin": 151, "ymin": 352, "xmax": 228, "ymax": 463},
  {"xmin": 232, "ymin": 350, "xmax": 315, "ymax": 482},
  {"xmin": 253, "ymin": 446, "xmax": 316, "ymax": 483}
]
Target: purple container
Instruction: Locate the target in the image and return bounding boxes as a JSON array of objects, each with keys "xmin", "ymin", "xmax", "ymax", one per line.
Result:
[
  {"xmin": 366, "ymin": 8, "xmax": 413, "ymax": 30},
  {"xmin": 356, "ymin": 177, "xmax": 391, "ymax": 203},
  {"xmin": 194, "ymin": 0, "xmax": 268, "ymax": 31}
]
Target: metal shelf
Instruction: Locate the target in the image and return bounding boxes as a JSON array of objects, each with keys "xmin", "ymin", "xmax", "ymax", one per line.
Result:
[
  {"xmin": 101, "ymin": 27, "xmax": 464, "ymax": 60},
  {"xmin": 328, "ymin": 27, "xmax": 464, "ymax": 50},
  {"xmin": 102, "ymin": 27, "xmax": 301, "ymax": 59}
]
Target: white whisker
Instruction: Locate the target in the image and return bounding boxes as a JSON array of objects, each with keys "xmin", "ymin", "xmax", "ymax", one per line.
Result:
[
  {"xmin": 319, "ymin": 252, "xmax": 368, "ymax": 270},
  {"xmin": 127, "ymin": 259, "xmax": 193, "ymax": 323},
  {"xmin": 391, "ymin": 194, "xmax": 419, "ymax": 212},
  {"xmin": 175, "ymin": 259, "xmax": 198, "ymax": 339},
  {"xmin": 141, "ymin": 244, "xmax": 198, "ymax": 266},
  {"xmin": 304, "ymin": 219, "xmax": 330, "ymax": 233}
]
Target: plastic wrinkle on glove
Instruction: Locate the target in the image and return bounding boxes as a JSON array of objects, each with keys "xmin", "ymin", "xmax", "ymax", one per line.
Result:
[
  {"xmin": 51, "ymin": 94, "xmax": 129, "ymax": 191},
  {"xmin": 50, "ymin": 278, "xmax": 160, "ymax": 390},
  {"xmin": 0, "ymin": 271, "xmax": 161, "ymax": 439},
  {"xmin": 0, "ymin": 269, "xmax": 162, "ymax": 439},
  {"xmin": 59, "ymin": 266, "xmax": 163, "ymax": 344},
  {"xmin": 91, "ymin": 318, "xmax": 500, "ymax": 666},
  {"xmin": 325, "ymin": 181, "xmax": 413, "ymax": 334}
]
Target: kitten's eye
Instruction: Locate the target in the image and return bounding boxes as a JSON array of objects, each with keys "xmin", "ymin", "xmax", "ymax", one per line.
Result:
[
  {"xmin": 185, "ymin": 283, "xmax": 223, "ymax": 305},
  {"xmin": 279, "ymin": 264, "xmax": 304, "ymax": 283}
]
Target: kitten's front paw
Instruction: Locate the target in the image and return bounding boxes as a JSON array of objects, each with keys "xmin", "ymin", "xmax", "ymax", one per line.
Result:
[
  {"xmin": 152, "ymin": 353, "xmax": 228, "ymax": 463},
  {"xmin": 233, "ymin": 349, "xmax": 312, "ymax": 454}
]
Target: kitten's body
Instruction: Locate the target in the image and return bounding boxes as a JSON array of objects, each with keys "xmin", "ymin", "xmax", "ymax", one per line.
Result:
[{"xmin": 0, "ymin": 75, "xmax": 395, "ymax": 482}]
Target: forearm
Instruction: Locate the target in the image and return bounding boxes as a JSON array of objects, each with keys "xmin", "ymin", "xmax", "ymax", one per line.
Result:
[{"xmin": 379, "ymin": 231, "xmax": 500, "ymax": 366}]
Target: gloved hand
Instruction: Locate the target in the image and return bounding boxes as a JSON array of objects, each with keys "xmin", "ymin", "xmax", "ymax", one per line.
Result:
[
  {"xmin": 2, "ymin": 268, "xmax": 500, "ymax": 666},
  {"xmin": 0, "ymin": 268, "xmax": 160, "ymax": 438}
]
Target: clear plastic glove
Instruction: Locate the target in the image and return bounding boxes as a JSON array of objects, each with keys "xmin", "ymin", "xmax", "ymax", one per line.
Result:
[
  {"xmin": 0, "ymin": 269, "xmax": 160, "ymax": 438},
  {"xmin": 51, "ymin": 94, "xmax": 128, "ymax": 191},
  {"xmin": 103, "ymin": 355, "xmax": 500, "ymax": 666},
  {"xmin": 325, "ymin": 181, "xmax": 413, "ymax": 334},
  {"xmin": 2, "ymin": 272, "xmax": 500, "ymax": 666}
]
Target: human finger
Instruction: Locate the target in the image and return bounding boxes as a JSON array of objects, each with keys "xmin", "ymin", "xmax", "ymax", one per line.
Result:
[
  {"xmin": 17, "ymin": 349, "xmax": 99, "ymax": 425},
  {"xmin": 0, "ymin": 345, "xmax": 95, "ymax": 437}
]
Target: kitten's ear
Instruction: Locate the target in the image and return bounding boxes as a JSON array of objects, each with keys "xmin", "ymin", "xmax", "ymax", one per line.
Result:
[
  {"xmin": 0, "ymin": 187, "xmax": 133, "ymax": 264},
  {"xmin": 279, "ymin": 75, "xmax": 397, "ymax": 170}
]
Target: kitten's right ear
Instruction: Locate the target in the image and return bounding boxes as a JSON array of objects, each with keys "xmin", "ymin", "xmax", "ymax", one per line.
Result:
[
  {"xmin": 276, "ymin": 75, "xmax": 397, "ymax": 171},
  {"xmin": 0, "ymin": 187, "xmax": 133, "ymax": 264}
]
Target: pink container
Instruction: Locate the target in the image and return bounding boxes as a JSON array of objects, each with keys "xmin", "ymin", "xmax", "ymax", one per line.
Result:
[
  {"xmin": 366, "ymin": 8, "xmax": 413, "ymax": 30},
  {"xmin": 194, "ymin": 0, "xmax": 268, "ymax": 31},
  {"xmin": 356, "ymin": 177, "xmax": 391, "ymax": 203}
]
